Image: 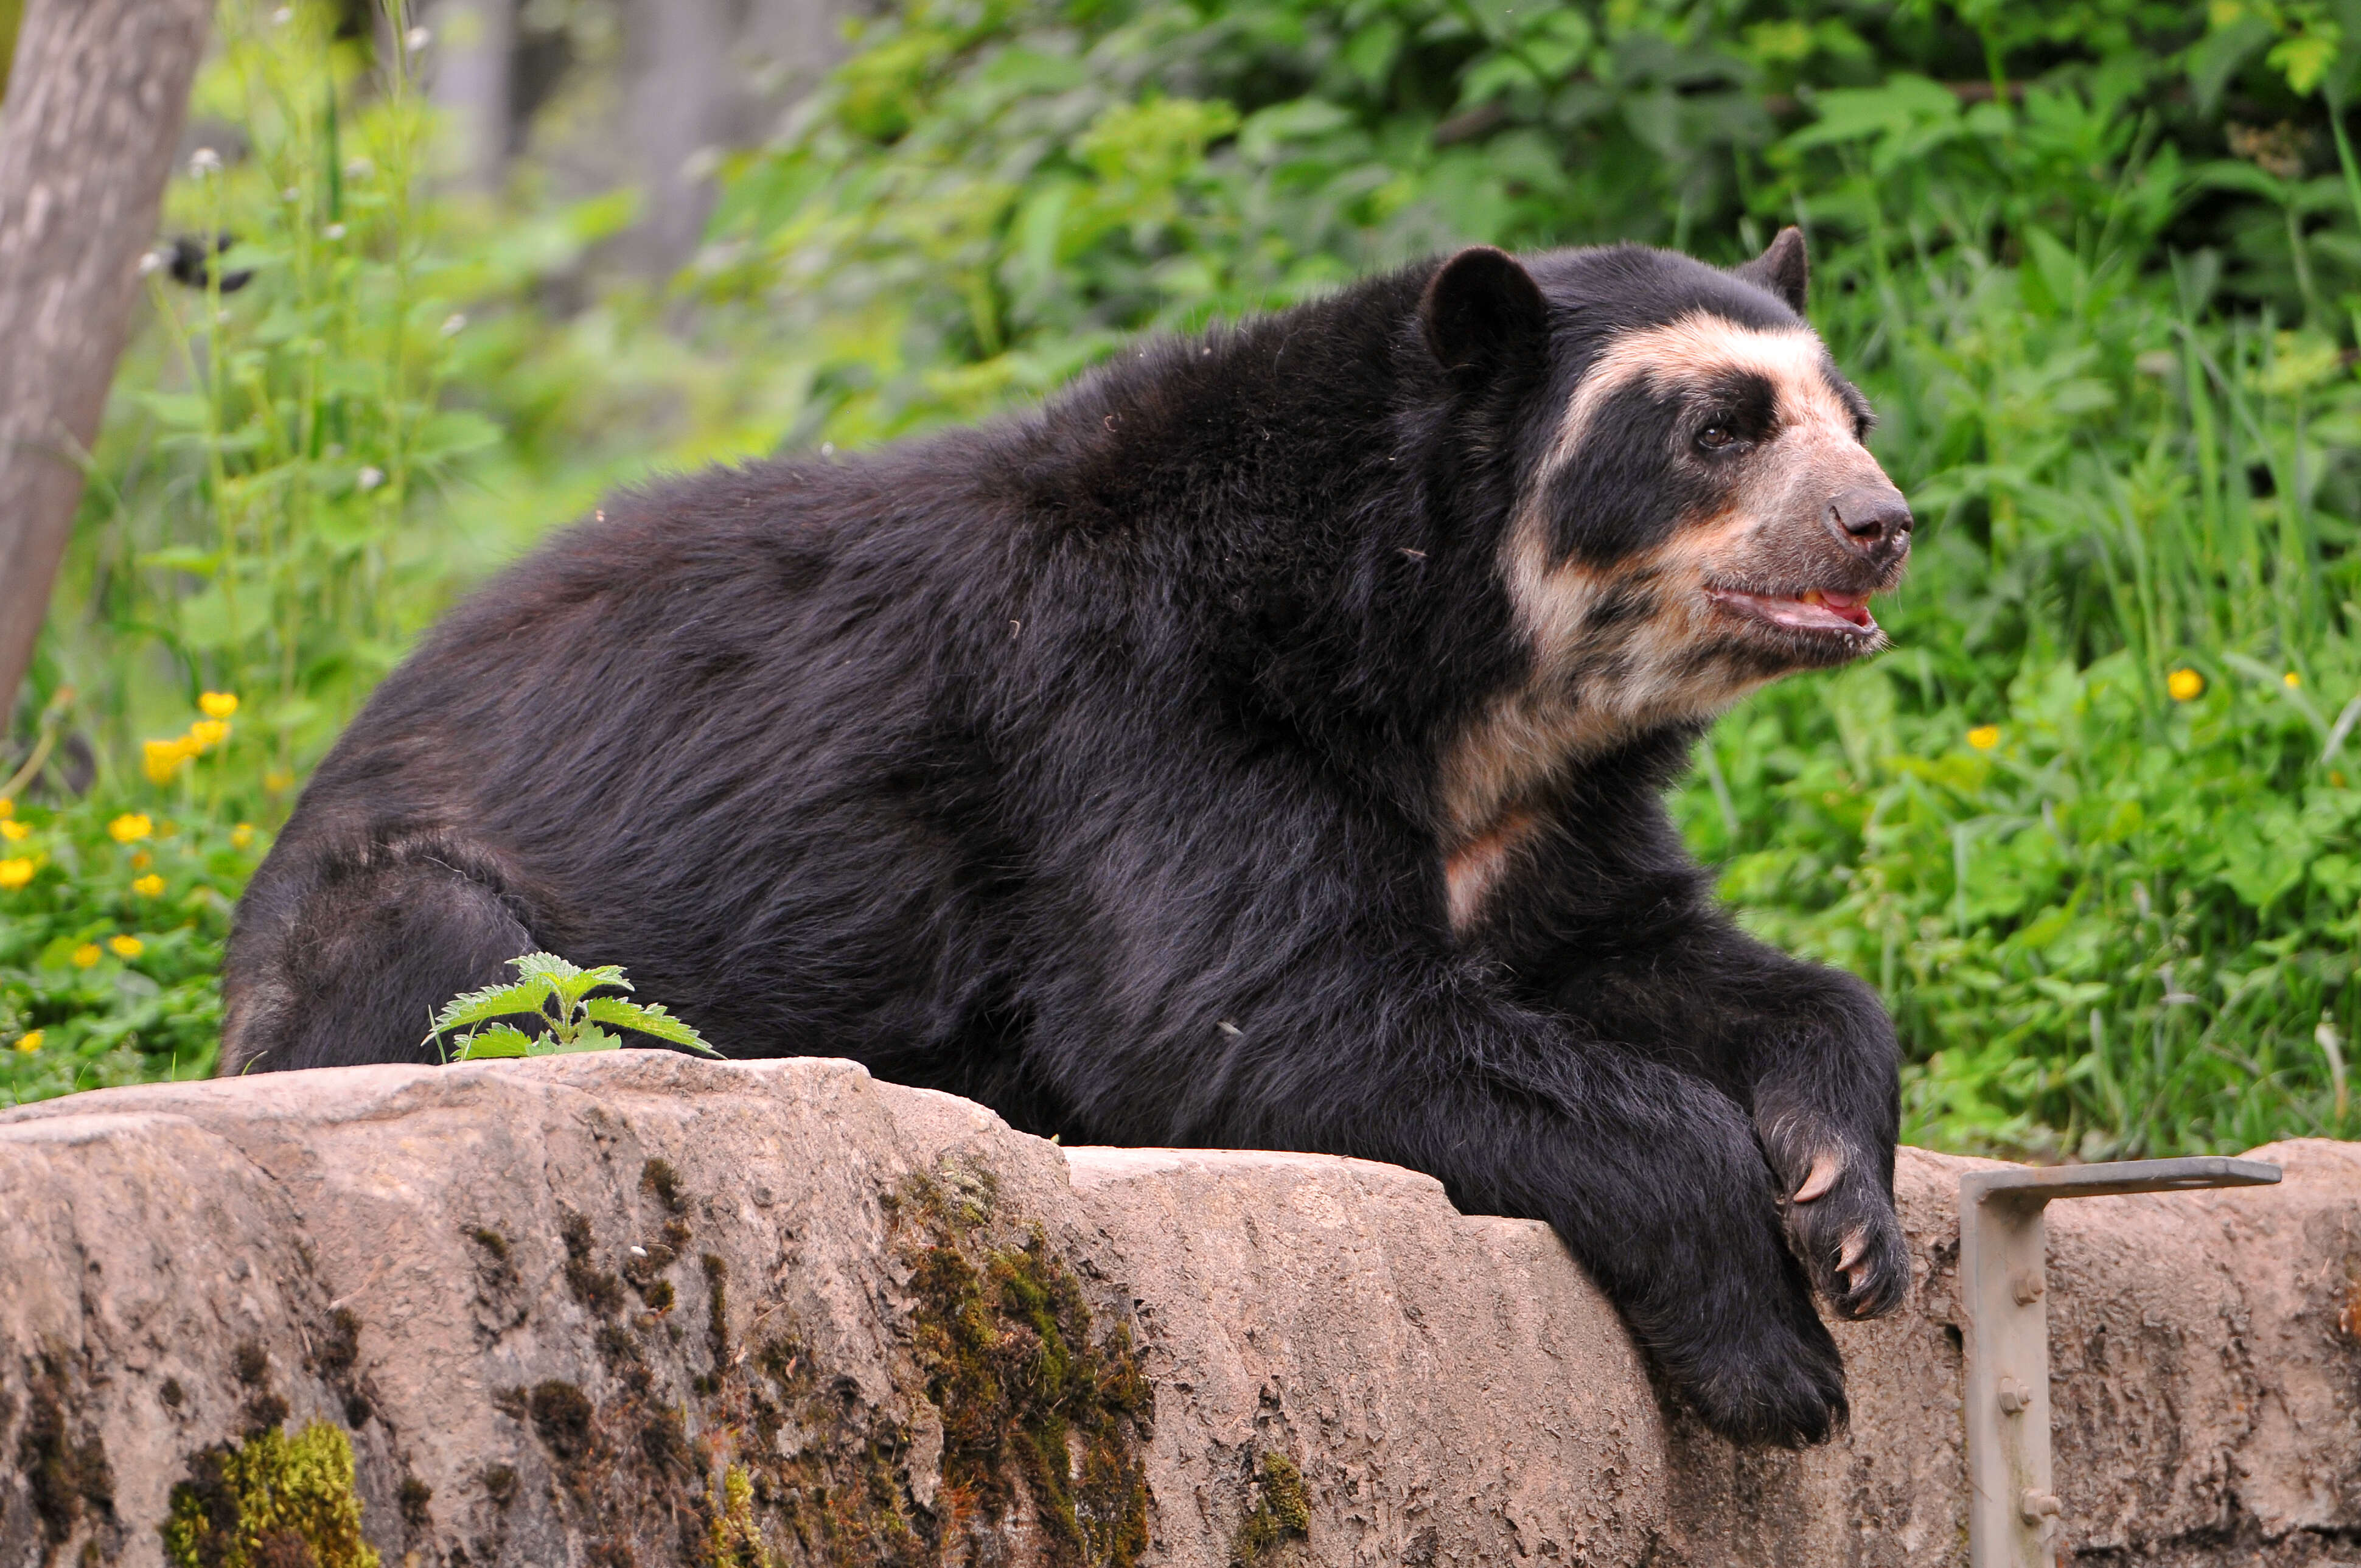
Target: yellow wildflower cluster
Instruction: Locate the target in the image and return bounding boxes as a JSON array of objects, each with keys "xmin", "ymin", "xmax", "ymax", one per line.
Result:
[
  {"xmin": 60, "ymin": 935, "xmax": 145, "ymax": 964},
  {"xmin": 2167, "ymin": 667, "xmax": 2205, "ymax": 702},
  {"xmin": 144, "ymin": 692, "xmax": 238, "ymax": 784},
  {"xmin": 133, "ymin": 873, "xmax": 166, "ymax": 897},
  {"xmin": 12, "ymin": 1030, "xmax": 41, "ymax": 1054},
  {"xmin": 109, "ymin": 813, "xmax": 153, "ymax": 843},
  {"xmin": 1967, "ymin": 725, "xmax": 2000, "ymax": 751},
  {"xmin": 0, "ymin": 858, "xmax": 30, "ymax": 890},
  {"xmin": 1, "ymin": 818, "xmax": 26, "ymax": 842}
]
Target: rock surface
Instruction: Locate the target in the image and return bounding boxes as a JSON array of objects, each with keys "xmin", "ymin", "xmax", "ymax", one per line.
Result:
[{"xmin": 0, "ymin": 1053, "xmax": 2353, "ymax": 1566}]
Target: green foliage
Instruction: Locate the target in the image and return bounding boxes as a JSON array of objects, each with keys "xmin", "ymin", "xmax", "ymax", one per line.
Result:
[
  {"xmin": 18, "ymin": 0, "xmax": 2361, "ymax": 1157},
  {"xmin": 689, "ymin": 0, "xmax": 2361, "ymax": 1157},
  {"xmin": 428, "ymin": 950, "xmax": 720, "ymax": 1061},
  {"xmin": 161, "ymin": 1420, "xmax": 378, "ymax": 1568},
  {"xmin": 1, "ymin": 690, "xmax": 265, "ymax": 1100},
  {"xmin": 108, "ymin": 2, "xmax": 487, "ymax": 781},
  {"xmin": 0, "ymin": 0, "xmax": 21, "ymax": 105}
]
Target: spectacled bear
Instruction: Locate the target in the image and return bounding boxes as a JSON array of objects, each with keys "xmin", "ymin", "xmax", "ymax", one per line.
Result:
[{"xmin": 220, "ymin": 228, "xmax": 1915, "ymax": 1446}]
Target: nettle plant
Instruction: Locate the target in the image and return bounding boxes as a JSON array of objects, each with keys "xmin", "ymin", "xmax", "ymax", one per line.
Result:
[{"xmin": 426, "ymin": 952, "xmax": 719, "ymax": 1061}]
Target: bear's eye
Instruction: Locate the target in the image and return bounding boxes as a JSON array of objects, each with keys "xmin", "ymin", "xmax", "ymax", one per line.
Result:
[{"xmin": 1695, "ymin": 422, "xmax": 1737, "ymax": 451}]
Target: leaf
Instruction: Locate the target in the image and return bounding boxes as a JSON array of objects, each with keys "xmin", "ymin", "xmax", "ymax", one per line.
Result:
[
  {"xmin": 510, "ymin": 951, "xmax": 585, "ymax": 983},
  {"xmin": 429, "ymin": 976, "xmax": 556, "ymax": 1038},
  {"xmin": 582, "ymin": 997, "xmax": 723, "ymax": 1056},
  {"xmin": 2188, "ymin": 13, "xmax": 2273, "ymax": 110},
  {"xmin": 452, "ymin": 1025, "xmax": 534, "ymax": 1060},
  {"xmin": 135, "ymin": 546, "xmax": 222, "ymax": 578},
  {"xmin": 137, "ymin": 392, "xmax": 215, "ymax": 430},
  {"xmin": 543, "ymin": 1022, "xmax": 622, "ymax": 1054},
  {"xmin": 507, "ymin": 951, "xmax": 630, "ymax": 1010}
]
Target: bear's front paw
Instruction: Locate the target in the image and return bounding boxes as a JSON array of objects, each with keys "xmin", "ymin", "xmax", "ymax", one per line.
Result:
[
  {"xmin": 1761, "ymin": 1119, "xmax": 1909, "ymax": 1320},
  {"xmin": 1673, "ymin": 1275, "xmax": 1850, "ymax": 1446}
]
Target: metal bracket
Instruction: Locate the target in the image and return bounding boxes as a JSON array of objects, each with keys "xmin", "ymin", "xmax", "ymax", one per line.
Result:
[{"xmin": 1960, "ymin": 1155, "xmax": 2281, "ymax": 1567}]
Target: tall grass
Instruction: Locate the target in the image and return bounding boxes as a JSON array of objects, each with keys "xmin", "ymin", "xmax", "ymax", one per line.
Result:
[
  {"xmin": 10, "ymin": 0, "xmax": 2361, "ymax": 1159},
  {"xmin": 0, "ymin": 0, "xmax": 478, "ymax": 1097},
  {"xmin": 1682, "ymin": 75, "xmax": 2361, "ymax": 1154}
]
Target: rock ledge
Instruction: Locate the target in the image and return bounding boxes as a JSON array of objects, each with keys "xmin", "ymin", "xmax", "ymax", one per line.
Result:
[{"xmin": 1, "ymin": 1054, "xmax": 2356, "ymax": 1566}]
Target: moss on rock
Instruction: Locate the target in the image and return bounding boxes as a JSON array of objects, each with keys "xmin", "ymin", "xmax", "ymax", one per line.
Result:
[
  {"xmin": 160, "ymin": 1421, "xmax": 376, "ymax": 1568},
  {"xmin": 901, "ymin": 1169, "xmax": 1152, "ymax": 1568},
  {"xmin": 1230, "ymin": 1452, "xmax": 1310, "ymax": 1567}
]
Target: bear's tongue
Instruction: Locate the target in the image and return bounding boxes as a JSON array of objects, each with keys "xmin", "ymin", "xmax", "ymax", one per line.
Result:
[
  {"xmin": 1802, "ymin": 588, "xmax": 1874, "ymax": 627},
  {"xmin": 1714, "ymin": 587, "xmax": 1877, "ymax": 632}
]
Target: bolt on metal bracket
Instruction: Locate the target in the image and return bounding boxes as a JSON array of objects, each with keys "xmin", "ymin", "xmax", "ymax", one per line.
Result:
[{"xmin": 1960, "ymin": 1155, "xmax": 2281, "ymax": 1568}]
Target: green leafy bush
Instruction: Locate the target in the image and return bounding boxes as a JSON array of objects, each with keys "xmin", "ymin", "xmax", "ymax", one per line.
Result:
[
  {"xmin": 1, "ymin": 689, "xmax": 265, "ymax": 1099},
  {"xmin": 16, "ymin": 0, "xmax": 2361, "ymax": 1160},
  {"xmin": 684, "ymin": 0, "xmax": 2361, "ymax": 1155}
]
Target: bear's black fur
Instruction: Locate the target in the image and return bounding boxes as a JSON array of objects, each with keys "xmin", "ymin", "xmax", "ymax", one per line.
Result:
[{"xmin": 221, "ymin": 231, "xmax": 1915, "ymax": 1446}]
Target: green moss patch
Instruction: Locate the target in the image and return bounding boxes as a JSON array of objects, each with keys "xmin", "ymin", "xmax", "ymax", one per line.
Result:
[
  {"xmin": 901, "ymin": 1169, "xmax": 1152, "ymax": 1568},
  {"xmin": 161, "ymin": 1421, "xmax": 376, "ymax": 1568},
  {"xmin": 1231, "ymin": 1452, "xmax": 1310, "ymax": 1566}
]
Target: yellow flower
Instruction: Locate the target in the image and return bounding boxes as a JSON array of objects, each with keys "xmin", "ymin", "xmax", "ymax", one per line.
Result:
[
  {"xmin": 263, "ymin": 769, "xmax": 293, "ymax": 793},
  {"xmin": 231, "ymin": 823, "xmax": 256, "ymax": 850},
  {"xmin": 198, "ymin": 690, "xmax": 239, "ymax": 719},
  {"xmin": 1967, "ymin": 725, "xmax": 2001, "ymax": 751},
  {"xmin": 0, "ymin": 795, "xmax": 11, "ymax": 817},
  {"xmin": 71, "ymin": 943, "xmax": 101, "ymax": 968},
  {"xmin": 108, "ymin": 812, "xmax": 153, "ymax": 843},
  {"xmin": 0, "ymin": 820, "xmax": 26, "ymax": 842},
  {"xmin": 12, "ymin": 1030, "xmax": 40, "ymax": 1054},
  {"xmin": 2286, "ymin": 671, "xmax": 2303, "ymax": 689},
  {"xmin": 144, "ymin": 736, "xmax": 195, "ymax": 784},
  {"xmin": 187, "ymin": 719, "xmax": 231, "ymax": 751},
  {"xmin": 108, "ymin": 935, "xmax": 144, "ymax": 959},
  {"xmin": 2167, "ymin": 667, "xmax": 2205, "ymax": 702},
  {"xmin": 0, "ymin": 857, "xmax": 32, "ymax": 890},
  {"xmin": 132, "ymin": 873, "xmax": 165, "ymax": 897}
]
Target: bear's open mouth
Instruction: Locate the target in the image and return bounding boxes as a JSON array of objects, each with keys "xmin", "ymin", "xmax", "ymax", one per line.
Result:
[{"xmin": 1706, "ymin": 585, "xmax": 1880, "ymax": 637}]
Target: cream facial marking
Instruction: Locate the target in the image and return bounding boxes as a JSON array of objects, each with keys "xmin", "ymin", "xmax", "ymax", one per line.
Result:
[
  {"xmin": 1435, "ymin": 312, "xmax": 1902, "ymax": 936},
  {"xmin": 1545, "ymin": 313, "xmax": 1857, "ymax": 472}
]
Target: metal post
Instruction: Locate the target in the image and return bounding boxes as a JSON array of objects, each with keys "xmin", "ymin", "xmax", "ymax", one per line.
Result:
[{"xmin": 1959, "ymin": 1155, "xmax": 2281, "ymax": 1568}]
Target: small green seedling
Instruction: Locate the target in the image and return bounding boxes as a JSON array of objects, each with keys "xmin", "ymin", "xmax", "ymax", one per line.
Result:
[{"xmin": 426, "ymin": 952, "xmax": 720, "ymax": 1062}]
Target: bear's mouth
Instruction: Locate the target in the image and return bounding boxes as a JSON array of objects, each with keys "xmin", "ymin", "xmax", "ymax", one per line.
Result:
[{"xmin": 1705, "ymin": 585, "xmax": 1880, "ymax": 638}]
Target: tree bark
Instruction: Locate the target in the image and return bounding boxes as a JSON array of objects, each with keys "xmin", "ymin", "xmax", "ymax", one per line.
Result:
[
  {"xmin": 428, "ymin": 0, "xmax": 514, "ymax": 192},
  {"xmin": 0, "ymin": 0, "xmax": 211, "ymax": 729}
]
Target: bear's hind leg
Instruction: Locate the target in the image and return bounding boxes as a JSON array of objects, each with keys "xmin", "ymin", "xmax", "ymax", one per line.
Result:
[{"xmin": 221, "ymin": 846, "xmax": 538, "ymax": 1075}]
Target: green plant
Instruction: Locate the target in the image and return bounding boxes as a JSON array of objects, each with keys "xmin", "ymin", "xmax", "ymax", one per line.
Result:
[
  {"xmin": 21, "ymin": 0, "xmax": 2361, "ymax": 1162},
  {"xmin": 1, "ymin": 686, "xmax": 266, "ymax": 1102},
  {"xmin": 427, "ymin": 951, "xmax": 719, "ymax": 1061},
  {"xmin": 161, "ymin": 1420, "xmax": 378, "ymax": 1568}
]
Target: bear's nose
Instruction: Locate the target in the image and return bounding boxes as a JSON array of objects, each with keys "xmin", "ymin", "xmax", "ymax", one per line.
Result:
[{"xmin": 1826, "ymin": 486, "xmax": 1913, "ymax": 554}]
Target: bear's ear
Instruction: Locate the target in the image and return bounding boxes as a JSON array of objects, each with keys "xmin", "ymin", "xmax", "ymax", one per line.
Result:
[
  {"xmin": 1420, "ymin": 246, "xmax": 1546, "ymax": 375},
  {"xmin": 1734, "ymin": 226, "xmax": 1809, "ymax": 316}
]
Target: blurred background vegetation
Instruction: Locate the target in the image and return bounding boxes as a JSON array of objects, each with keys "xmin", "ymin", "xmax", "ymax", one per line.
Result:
[{"xmin": 6, "ymin": 0, "xmax": 2361, "ymax": 1162}]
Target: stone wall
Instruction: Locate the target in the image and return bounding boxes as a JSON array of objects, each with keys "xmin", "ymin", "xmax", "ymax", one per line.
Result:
[{"xmin": 0, "ymin": 1054, "xmax": 2354, "ymax": 1566}]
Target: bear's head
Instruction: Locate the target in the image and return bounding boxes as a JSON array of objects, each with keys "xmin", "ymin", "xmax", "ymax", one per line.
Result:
[
  {"xmin": 1424, "ymin": 230, "xmax": 1908, "ymax": 714},
  {"xmin": 1423, "ymin": 232, "xmax": 1910, "ymax": 908}
]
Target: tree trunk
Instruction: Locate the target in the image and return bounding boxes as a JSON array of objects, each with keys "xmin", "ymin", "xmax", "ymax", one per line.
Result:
[
  {"xmin": 0, "ymin": 0, "xmax": 211, "ymax": 729},
  {"xmin": 428, "ymin": 0, "xmax": 514, "ymax": 192}
]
